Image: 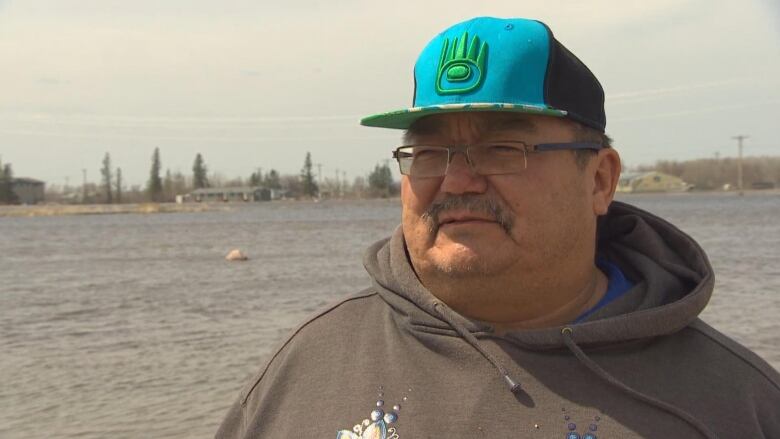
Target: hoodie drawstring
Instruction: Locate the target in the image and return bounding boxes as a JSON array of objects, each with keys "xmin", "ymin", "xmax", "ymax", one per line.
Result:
[
  {"xmin": 433, "ymin": 302, "xmax": 522, "ymax": 394},
  {"xmin": 430, "ymin": 301, "xmax": 717, "ymax": 438},
  {"xmin": 561, "ymin": 327, "xmax": 717, "ymax": 439}
]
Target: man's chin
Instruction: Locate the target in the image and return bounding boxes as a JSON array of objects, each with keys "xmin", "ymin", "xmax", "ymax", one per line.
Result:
[{"xmin": 426, "ymin": 243, "xmax": 500, "ymax": 277}]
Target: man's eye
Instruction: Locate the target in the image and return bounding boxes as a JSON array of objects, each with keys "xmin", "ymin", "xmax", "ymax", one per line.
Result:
[{"xmin": 413, "ymin": 148, "xmax": 441, "ymax": 158}]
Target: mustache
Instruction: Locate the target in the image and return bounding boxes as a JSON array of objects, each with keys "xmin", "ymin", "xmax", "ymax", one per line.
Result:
[{"xmin": 421, "ymin": 195, "xmax": 515, "ymax": 235}]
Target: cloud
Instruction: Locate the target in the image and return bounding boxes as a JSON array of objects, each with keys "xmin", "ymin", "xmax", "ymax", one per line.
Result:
[
  {"xmin": 0, "ymin": 112, "xmax": 364, "ymax": 128},
  {"xmin": 607, "ymin": 78, "xmax": 765, "ymax": 105},
  {"xmin": 762, "ymin": 0, "xmax": 780, "ymax": 33},
  {"xmin": 36, "ymin": 77, "xmax": 68, "ymax": 86},
  {"xmin": 611, "ymin": 98, "xmax": 780, "ymax": 122},
  {"xmin": 0, "ymin": 127, "xmax": 393, "ymax": 143}
]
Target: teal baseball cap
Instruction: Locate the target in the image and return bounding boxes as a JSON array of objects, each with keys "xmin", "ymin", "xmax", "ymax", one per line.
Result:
[{"xmin": 360, "ymin": 17, "xmax": 606, "ymax": 132}]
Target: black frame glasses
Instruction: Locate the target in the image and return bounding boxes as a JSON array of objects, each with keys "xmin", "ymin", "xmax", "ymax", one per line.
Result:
[{"xmin": 392, "ymin": 141, "xmax": 602, "ymax": 177}]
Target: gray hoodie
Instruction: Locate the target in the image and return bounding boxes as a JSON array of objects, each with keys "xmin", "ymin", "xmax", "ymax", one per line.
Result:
[{"xmin": 216, "ymin": 201, "xmax": 780, "ymax": 438}]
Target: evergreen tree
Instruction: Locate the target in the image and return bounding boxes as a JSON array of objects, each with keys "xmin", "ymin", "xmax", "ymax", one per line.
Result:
[
  {"xmin": 0, "ymin": 161, "xmax": 20, "ymax": 204},
  {"xmin": 147, "ymin": 147, "xmax": 163, "ymax": 202},
  {"xmin": 368, "ymin": 162, "xmax": 394, "ymax": 197},
  {"xmin": 300, "ymin": 152, "xmax": 318, "ymax": 198},
  {"xmin": 264, "ymin": 169, "xmax": 281, "ymax": 190},
  {"xmin": 115, "ymin": 168, "xmax": 123, "ymax": 204},
  {"xmin": 100, "ymin": 152, "xmax": 113, "ymax": 204},
  {"xmin": 193, "ymin": 153, "xmax": 209, "ymax": 189}
]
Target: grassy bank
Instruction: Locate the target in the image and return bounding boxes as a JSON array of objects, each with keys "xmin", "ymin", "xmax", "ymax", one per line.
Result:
[{"xmin": 0, "ymin": 203, "xmax": 232, "ymax": 218}]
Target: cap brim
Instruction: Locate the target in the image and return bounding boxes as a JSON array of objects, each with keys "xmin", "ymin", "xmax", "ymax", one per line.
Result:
[{"xmin": 360, "ymin": 103, "xmax": 568, "ymax": 129}]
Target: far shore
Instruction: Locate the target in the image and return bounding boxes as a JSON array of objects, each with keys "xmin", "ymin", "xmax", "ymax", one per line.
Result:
[
  {"xmin": 1, "ymin": 189, "xmax": 778, "ymax": 218},
  {"xmin": 616, "ymin": 188, "xmax": 780, "ymax": 197},
  {"xmin": 0, "ymin": 202, "xmax": 232, "ymax": 218},
  {"xmin": 0, "ymin": 198, "xmax": 397, "ymax": 218}
]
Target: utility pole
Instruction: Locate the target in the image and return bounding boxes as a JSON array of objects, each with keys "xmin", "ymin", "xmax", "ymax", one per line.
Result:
[
  {"xmin": 316, "ymin": 163, "xmax": 323, "ymax": 187},
  {"xmin": 335, "ymin": 168, "xmax": 340, "ymax": 198},
  {"xmin": 732, "ymin": 135, "xmax": 748, "ymax": 196},
  {"xmin": 82, "ymin": 169, "xmax": 87, "ymax": 204}
]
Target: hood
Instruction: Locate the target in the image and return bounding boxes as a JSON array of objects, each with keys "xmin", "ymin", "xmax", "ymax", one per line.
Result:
[{"xmin": 363, "ymin": 200, "xmax": 715, "ymax": 350}]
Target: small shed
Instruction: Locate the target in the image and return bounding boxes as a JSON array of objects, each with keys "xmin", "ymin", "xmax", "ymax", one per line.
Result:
[{"xmin": 12, "ymin": 178, "xmax": 45, "ymax": 204}]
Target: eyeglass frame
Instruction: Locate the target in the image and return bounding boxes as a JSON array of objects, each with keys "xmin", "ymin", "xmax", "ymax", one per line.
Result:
[{"xmin": 391, "ymin": 141, "xmax": 603, "ymax": 177}]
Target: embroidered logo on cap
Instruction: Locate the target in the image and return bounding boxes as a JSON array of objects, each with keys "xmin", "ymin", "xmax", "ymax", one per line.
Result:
[{"xmin": 435, "ymin": 32, "xmax": 487, "ymax": 95}]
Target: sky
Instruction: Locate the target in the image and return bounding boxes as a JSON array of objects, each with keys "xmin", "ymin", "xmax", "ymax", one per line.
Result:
[{"xmin": 1, "ymin": 0, "xmax": 779, "ymax": 187}]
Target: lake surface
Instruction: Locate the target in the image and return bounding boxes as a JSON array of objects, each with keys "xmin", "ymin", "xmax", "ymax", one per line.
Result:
[{"xmin": 1, "ymin": 194, "xmax": 778, "ymax": 438}]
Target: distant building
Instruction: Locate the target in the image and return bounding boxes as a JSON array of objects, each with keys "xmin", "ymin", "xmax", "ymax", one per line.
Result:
[
  {"xmin": 12, "ymin": 178, "xmax": 45, "ymax": 204},
  {"xmin": 617, "ymin": 172, "xmax": 691, "ymax": 193},
  {"xmin": 188, "ymin": 186, "xmax": 272, "ymax": 202}
]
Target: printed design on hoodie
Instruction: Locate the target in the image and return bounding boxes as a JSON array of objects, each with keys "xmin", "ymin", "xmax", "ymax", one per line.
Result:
[
  {"xmin": 561, "ymin": 407, "xmax": 601, "ymax": 439},
  {"xmin": 336, "ymin": 386, "xmax": 406, "ymax": 439}
]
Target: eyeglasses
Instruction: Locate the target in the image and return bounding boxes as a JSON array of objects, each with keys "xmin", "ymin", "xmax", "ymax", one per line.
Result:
[{"xmin": 392, "ymin": 141, "xmax": 602, "ymax": 178}]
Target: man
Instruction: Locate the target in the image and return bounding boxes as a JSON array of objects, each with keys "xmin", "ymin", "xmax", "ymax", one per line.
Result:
[{"xmin": 217, "ymin": 17, "xmax": 779, "ymax": 438}]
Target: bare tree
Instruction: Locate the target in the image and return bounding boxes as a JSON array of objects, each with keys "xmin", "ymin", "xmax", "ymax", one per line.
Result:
[{"xmin": 100, "ymin": 153, "xmax": 113, "ymax": 204}]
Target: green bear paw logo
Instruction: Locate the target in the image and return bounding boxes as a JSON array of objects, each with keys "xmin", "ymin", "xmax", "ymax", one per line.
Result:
[{"xmin": 436, "ymin": 32, "xmax": 488, "ymax": 95}]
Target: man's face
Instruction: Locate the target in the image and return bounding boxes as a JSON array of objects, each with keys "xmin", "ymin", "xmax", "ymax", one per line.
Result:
[{"xmin": 401, "ymin": 112, "xmax": 599, "ymax": 279}]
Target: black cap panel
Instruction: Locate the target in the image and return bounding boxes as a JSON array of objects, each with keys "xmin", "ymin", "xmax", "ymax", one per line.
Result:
[{"xmin": 539, "ymin": 23, "xmax": 606, "ymax": 132}]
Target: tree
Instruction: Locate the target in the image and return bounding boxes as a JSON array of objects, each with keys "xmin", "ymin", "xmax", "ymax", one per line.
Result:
[
  {"xmin": 279, "ymin": 174, "xmax": 302, "ymax": 198},
  {"xmin": 147, "ymin": 147, "xmax": 163, "ymax": 202},
  {"xmin": 352, "ymin": 175, "xmax": 367, "ymax": 198},
  {"xmin": 100, "ymin": 152, "xmax": 113, "ymax": 204},
  {"xmin": 171, "ymin": 171, "xmax": 189, "ymax": 196},
  {"xmin": 163, "ymin": 169, "xmax": 174, "ymax": 201},
  {"xmin": 300, "ymin": 152, "xmax": 318, "ymax": 198},
  {"xmin": 0, "ymin": 161, "xmax": 20, "ymax": 204},
  {"xmin": 368, "ymin": 162, "xmax": 394, "ymax": 197},
  {"xmin": 249, "ymin": 171, "xmax": 262, "ymax": 186},
  {"xmin": 115, "ymin": 168, "xmax": 123, "ymax": 204},
  {"xmin": 193, "ymin": 153, "xmax": 209, "ymax": 189},
  {"xmin": 264, "ymin": 169, "xmax": 281, "ymax": 190}
]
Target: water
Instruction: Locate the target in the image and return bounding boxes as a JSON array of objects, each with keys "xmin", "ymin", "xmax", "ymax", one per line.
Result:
[{"xmin": 1, "ymin": 194, "xmax": 778, "ymax": 438}]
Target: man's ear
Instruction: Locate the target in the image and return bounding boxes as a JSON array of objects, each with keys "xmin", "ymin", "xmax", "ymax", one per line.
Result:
[{"xmin": 591, "ymin": 148, "xmax": 621, "ymax": 215}]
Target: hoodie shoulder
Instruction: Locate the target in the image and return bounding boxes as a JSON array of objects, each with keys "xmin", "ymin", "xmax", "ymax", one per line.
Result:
[
  {"xmin": 239, "ymin": 288, "xmax": 383, "ymax": 403},
  {"xmin": 688, "ymin": 319, "xmax": 780, "ymax": 390},
  {"xmin": 216, "ymin": 288, "xmax": 388, "ymax": 439}
]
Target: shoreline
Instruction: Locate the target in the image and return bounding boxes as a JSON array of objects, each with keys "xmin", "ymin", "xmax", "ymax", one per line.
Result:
[
  {"xmin": 0, "ymin": 198, "xmax": 399, "ymax": 218},
  {"xmin": 0, "ymin": 202, "xmax": 233, "ymax": 218},
  {"xmin": 616, "ymin": 188, "xmax": 780, "ymax": 197},
  {"xmin": 1, "ymin": 190, "xmax": 777, "ymax": 217}
]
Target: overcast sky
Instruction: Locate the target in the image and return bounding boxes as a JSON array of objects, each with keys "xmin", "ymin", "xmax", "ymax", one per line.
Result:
[{"xmin": 1, "ymin": 0, "xmax": 778, "ymax": 187}]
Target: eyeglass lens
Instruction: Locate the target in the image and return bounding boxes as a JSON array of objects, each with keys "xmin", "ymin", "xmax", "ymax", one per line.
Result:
[{"xmin": 397, "ymin": 144, "xmax": 528, "ymax": 177}]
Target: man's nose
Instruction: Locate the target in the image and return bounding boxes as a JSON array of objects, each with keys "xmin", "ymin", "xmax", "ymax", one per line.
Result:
[{"xmin": 439, "ymin": 150, "xmax": 487, "ymax": 194}]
